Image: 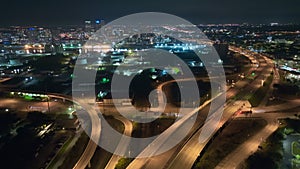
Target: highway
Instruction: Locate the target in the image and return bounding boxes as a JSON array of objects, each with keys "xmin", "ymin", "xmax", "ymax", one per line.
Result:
[
  {"xmin": 42, "ymin": 46, "xmax": 286, "ymax": 169},
  {"xmin": 104, "ymin": 115, "xmax": 133, "ymax": 169},
  {"xmin": 253, "ymin": 99, "xmax": 300, "ymax": 113},
  {"xmin": 165, "ymin": 102, "xmax": 249, "ymax": 169},
  {"xmin": 168, "ymin": 47, "xmax": 274, "ymax": 168},
  {"xmin": 71, "ymin": 96, "xmax": 103, "ymax": 169},
  {"xmin": 50, "ymin": 46, "xmax": 298, "ymax": 169},
  {"xmin": 127, "ymin": 46, "xmax": 274, "ymax": 169},
  {"xmin": 1, "ymin": 91, "xmax": 101, "ymax": 169},
  {"xmin": 166, "ymin": 48, "xmax": 276, "ymax": 169},
  {"xmin": 53, "ymin": 46, "xmax": 266, "ymax": 169},
  {"xmin": 7, "ymin": 46, "xmax": 295, "ymax": 169},
  {"xmin": 127, "ymin": 93, "xmax": 225, "ymax": 169},
  {"xmin": 167, "ymin": 48, "xmax": 289, "ymax": 169},
  {"xmin": 46, "ymin": 94, "xmax": 101, "ymax": 169},
  {"xmin": 216, "ymin": 112, "xmax": 298, "ymax": 169},
  {"xmin": 45, "ymin": 46, "xmax": 275, "ymax": 169}
]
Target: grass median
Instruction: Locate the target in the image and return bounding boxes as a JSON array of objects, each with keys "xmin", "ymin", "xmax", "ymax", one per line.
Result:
[
  {"xmin": 193, "ymin": 118, "xmax": 267, "ymax": 169},
  {"xmin": 248, "ymin": 74, "xmax": 273, "ymax": 107},
  {"xmin": 57, "ymin": 132, "xmax": 89, "ymax": 169},
  {"xmin": 88, "ymin": 116, "xmax": 125, "ymax": 169}
]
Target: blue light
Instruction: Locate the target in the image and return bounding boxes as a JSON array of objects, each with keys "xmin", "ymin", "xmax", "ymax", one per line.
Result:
[
  {"xmin": 28, "ymin": 27, "xmax": 35, "ymax": 31},
  {"xmin": 161, "ymin": 70, "xmax": 167, "ymax": 75},
  {"xmin": 95, "ymin": 20, "xmax": 100, "ymax": 24},
  {"xmin": 3, "ymin": 41, "xmax": 10, "ymax": 45}
]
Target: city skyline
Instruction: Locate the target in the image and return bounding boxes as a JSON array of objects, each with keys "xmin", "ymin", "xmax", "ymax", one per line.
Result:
[{"xmin": 1, "ymin": 0, "xmax": 300, "ymax": 26}]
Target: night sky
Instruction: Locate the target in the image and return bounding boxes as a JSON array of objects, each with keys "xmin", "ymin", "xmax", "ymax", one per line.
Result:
[{"xmin": 1, "ymin": 0, "xmax": 300, "ymax": 26}]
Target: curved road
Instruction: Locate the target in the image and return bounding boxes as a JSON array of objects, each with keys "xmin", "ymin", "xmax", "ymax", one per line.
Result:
[
  {"xmin": 104, "ymin": 115, "xmax": 133, "ymax": 169},
  {"xmin": 42, "ymin": 93, "xmax": 101, "ymax": 169},
  {"xmin": 166, "ymin": 47, "xmax": 274, "ymax": 169},
  {"xmin": 127, "ymin": 46, "xmax": 274, "ymax": 169},
  {"xmin": 215, "ymin": 112, "xmax": 297, "ymax": 169}
]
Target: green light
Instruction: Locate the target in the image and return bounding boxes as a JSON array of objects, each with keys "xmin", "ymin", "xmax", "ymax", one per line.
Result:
[
  {"xmin": 251, "ymin": 72, "xmax": 256, "ymax": 76},
  {"xmin": 24, "ymin": 95, "xmax": 33, "ymax": 100},
  {"xmin": 98, "ymin": 67, "xmax": 106, "ymax": 70},
  {"xmin": 100, "ymin": 77, "xmax": 110, "ymax": 84},
  {"xmin": 150, "ymin": 68, "xmax": 156, "ymax": 73},
  {"xmin": 97, "ymin": 91, "xmax": 106, "ymax": 98},
  {"xmin": 173, "ymin": 67, "xmax": 180, "ymax": 74}
]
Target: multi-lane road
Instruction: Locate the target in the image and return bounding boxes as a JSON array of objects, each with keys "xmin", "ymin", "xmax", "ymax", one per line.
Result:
[
  {"xmin": 72, "ymin": 101, "xmax": 101, "ymax": 169},
  {"xmin": 50, "ymin": 46, "xmax": 284, "ymax": 169},
  {"xmin": 215, "ymin": 112, "xmax": 298, "ymax": 169},
  {"xmin": 104, "ymin": 115, "xmax": 133, "ymax": 169},
  {"xmin": 127, "ymin": 46, "xmax": 276, "ymax": 169},
  {"xmin": 22, "ymin": 45, "xmax": 293, "ymax": 169}
]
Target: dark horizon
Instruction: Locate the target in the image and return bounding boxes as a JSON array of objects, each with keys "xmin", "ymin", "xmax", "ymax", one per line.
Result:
[{"xmin": 1, "ymin": 0, "xmax": 300, "ymax": 27}]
